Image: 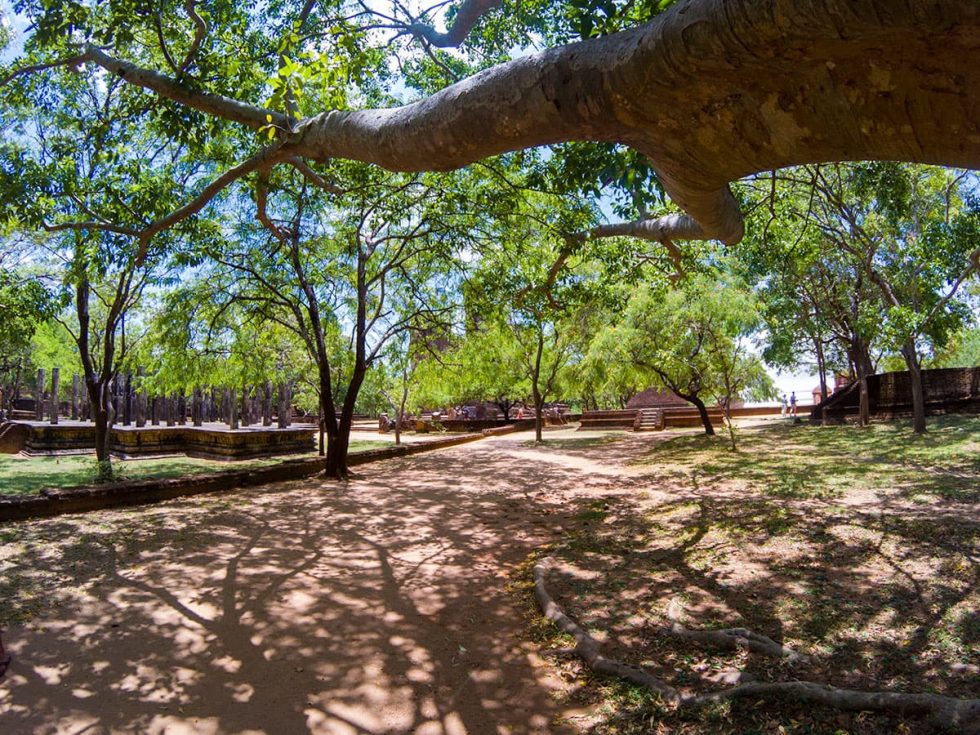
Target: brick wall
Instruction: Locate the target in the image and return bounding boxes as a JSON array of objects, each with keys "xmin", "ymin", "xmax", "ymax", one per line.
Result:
[{"xmin": 813, "ymin": 366, "xmax": 980, "ymax": 421}]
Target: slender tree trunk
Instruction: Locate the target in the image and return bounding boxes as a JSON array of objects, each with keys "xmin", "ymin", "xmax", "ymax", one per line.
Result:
[
  {"xmin": 814, "ymin": 337, "xmax": 828, "ymax": 402},
  {"xmin": 85, "ymin": 377, "xmax": 112, "ymax": 475},
  {"xmin": 853, "ymin": 346, "xmax": 872, "ymax": 427},
  {"xmin": 724, "ymin": 404, "xmax": 737, "ymax": 451},
  {"xmin": 901, "ymin": 340, "xmax": 927, "ymax": 434},
  {"xmin": 690, "ymin": 395, "xmax": 715, "ymax": 436},
  {"xmin": 324, "ymin": 366, "xmax": 367, "ymax": 480},
  {"xmin": 533, "ymin": 331, "xmax": 544, "ymax": 442},
  {"xmin": 394, "ymin": 380, "xmax": 409, "ymax": 447}
]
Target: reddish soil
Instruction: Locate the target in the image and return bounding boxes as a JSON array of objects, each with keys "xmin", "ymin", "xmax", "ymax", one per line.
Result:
[{"xmin": 0, "ymin": 430, "xmax": 648, "ymax": 734}]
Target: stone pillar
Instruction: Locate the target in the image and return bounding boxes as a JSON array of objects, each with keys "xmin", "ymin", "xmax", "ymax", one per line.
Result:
[
  {"xmin": 135, "ymin": 368, "xmax": 145, "ymax": 427},
  {"xmin": 222, "ymin": 388, "xmax": 231, "ymax": 427},
  {"xmin": 114, "ymin": 374, "xmax": 125, "ymax": 426},
  {"xmin": 71, "ymin": 374, "xmax": 80, "ymax": 421},
  {"xmin": 35, "ymin": 368, "xmax": 45, "ymax": 420},
  {"xmin": 123, "ymin": 372, "xmax": 133, "ymax": 426},
  {"xmin": 49, "ymin": 368, "xmax": 60, "ymax": 425},
  {"xmin": 177, "ymin": 394, "xmax": 187, "ymax": 426},
  {"xmin": 209, "ymin": 388, "xmax": 217, "ymax": 422},
  {"xmin": 263, "ymin": 381, "xmax": 273, "ymax": 427},
  {"xmin": 166, "ymin": 394, "xmax": 176, "ymax": 427},
  {"xmin": 192, "ymin": 388, "xmax": 202, "ymax": 427},
  {"xmin": 240, "ymin": 386, "xmax": 249, "ymax": 428},
  {"xmin": 278, "ymin": 383, "xmax": 292, "ymax": 428},
  {"xmin": 230, "ymin": 388, "xmax": 239, "ymax": 430},
  {"xmin": 151, "ymin": 396, "xmax": 160, "ymax": 426}
]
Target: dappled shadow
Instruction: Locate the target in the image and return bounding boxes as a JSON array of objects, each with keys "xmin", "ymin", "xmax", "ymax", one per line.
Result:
[
  {"xmin": 0, "ymin": 437, "xmax": 628, "ymax": 734},
  {"xmin": 535, "ymin": 426, "xmax": 978, "ymax": 733},
  {"xmin": 1, "ymin": 421, "xmax": 976, "ymax": 734}
]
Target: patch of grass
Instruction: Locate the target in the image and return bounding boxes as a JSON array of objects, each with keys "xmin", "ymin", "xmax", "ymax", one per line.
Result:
[
  {"xmin": 521, "ymin": 433, "xmax": 627, "ymax": 450},
  {"xmin": 0, "ymin": 439, "xmax": 390, "ymax": 497},
  {"xmin": 639, "ymin": 414, "xmax": 979, "ymax": 503},
  {"xmin": 518, "ymin": 415, "xmax": 979, "ymax": 734}
]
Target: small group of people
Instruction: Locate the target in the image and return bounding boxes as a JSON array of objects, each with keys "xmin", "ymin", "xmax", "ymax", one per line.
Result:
[{"xmin": 781, "ymin": 391, "xmax": 798, "ymax": 417}]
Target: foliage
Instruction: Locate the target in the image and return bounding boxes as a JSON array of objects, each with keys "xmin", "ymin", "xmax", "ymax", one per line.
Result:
[{"xmin": 590, "ymin": 270, "xmax": 772, "ymax": 434}]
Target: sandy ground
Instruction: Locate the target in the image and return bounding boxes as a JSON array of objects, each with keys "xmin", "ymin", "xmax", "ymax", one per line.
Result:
[{"xmin": 0, "ymin": 427, "xmax": 671, "ymax": 735}]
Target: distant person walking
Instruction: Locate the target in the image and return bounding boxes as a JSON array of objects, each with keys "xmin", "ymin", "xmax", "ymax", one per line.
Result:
[
  {"xmin": 780, "ymin": 393, "xmax": 787, "ymax": 416},
  {"xmin": 790, "ymin": 391, "xmax": 797, "ymax": 416}
]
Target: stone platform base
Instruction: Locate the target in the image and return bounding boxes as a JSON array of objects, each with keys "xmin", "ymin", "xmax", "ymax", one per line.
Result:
[{"xmin": 10, "ymin": 421, "xmax": 314, "ymax": 459}]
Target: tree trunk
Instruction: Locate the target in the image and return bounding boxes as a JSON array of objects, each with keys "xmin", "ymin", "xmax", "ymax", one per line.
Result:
[
  {"xmin": 853, "ymin": 347, "xmax": 873, "ymax": 427},
  {"xmin": 394, "ymin": 381, "xmax": 409, "ymax": 447},
  {"xmin": 85, "ymin": 377, "xmax": 112, "ymax": 477},
  {"xmin": 318, "ymin": 411, "xmax": 325, "ymax": 456},
  {"xmin": 324, "ymin": 426, "xmax": 349, "ymax": 479},
  {"xmin": 901, "ymin": 340, "xmax": 927, "ymax": 434},
  {"xmin": 534, "ymin": 392, "xmax": 544, "ymax": 442},
  {"xmin": 814, "ymin": 337, "xmax": 828, "ymax": 403},
  {"xmin": 690, "ymin": 395, "xmax": 715, "ymax": 436},
  {"xmin": 532, "ymin": 331, "xmax": 544, "ymax": 442}
]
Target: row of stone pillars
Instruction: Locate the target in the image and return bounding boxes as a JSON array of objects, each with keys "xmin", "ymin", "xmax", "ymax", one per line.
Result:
[{"xmin": 33, "ymin": 368, "xmax": 294, "ymax": 429}]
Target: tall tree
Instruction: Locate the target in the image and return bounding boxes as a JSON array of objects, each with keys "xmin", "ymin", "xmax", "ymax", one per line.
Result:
[
  {"xmin": 0, "ymin": 63, "xmax": 205, "ymax": 474},
  {"xmin": 191, "ymin": 166, "xmax": 471, "ymax": 477}
]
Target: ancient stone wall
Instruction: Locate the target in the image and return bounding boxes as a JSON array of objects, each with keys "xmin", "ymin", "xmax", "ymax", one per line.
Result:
[{"xmin": 812, "ymin": 367, "xmax": 980, "ymax": 421}]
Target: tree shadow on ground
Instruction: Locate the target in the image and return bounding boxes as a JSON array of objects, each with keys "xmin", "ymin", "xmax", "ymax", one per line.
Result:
[
  {"xmin": 537, "ymin": 462, "xmax": 978, "ymax": 734},
  {"xmin": 0, "ymin": 442, "xmax": 617, "ymax": 734}
]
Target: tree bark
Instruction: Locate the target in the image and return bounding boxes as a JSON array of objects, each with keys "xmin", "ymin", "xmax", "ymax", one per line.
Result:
[
  {"xmin": 532, "ymin": 330, "xmax": 544, "ymax": 442},
  {"xmin": 852, "ymin": 344, "xmax": 874, "ymax": 427},
  {"xmin": 689, "ymin": 394, "xmax": 715, "ymax": 436},
  {"xmin": 814, "ymin": 337, "xmax": 828, "ymax": 403},
  {"xmin": 901, "ymin": 340, "xmax": 927, "ymax": 434}
]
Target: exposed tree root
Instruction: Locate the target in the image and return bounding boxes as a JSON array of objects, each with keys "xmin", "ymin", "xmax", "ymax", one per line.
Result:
[
  {"xmin": 533, "ymin": 557, "xmax": 980, "ymax": 733},
  {"xmin": 665, "ymin": 597, "xmax": 812, "ymax": 664}
]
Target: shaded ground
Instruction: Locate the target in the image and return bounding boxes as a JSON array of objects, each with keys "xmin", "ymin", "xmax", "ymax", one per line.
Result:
[
  {"xmin": 0, "ymin": 427, "xmax": 619, "ymax": 734},
  {"xmin": 527, "ymin": 416, "xmax": 979, "ymax": 734},
  {"xmin": 1, "ymin": 418, "xmax": 977, "ymax": 734}
]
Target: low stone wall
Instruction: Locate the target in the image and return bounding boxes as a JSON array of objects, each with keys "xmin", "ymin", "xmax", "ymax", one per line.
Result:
[
  {"xmin": 113, "ymin": 426, "xmax": 314, "ymax": 459},
  {"xmin": 812, "ymin": 367, "xmax": 980, "ymax": 422},
  {"xmin": 0, "ymin": 431, "xmax": 491, "ymax": 522},
  {"xmin": 15, "ymin": 422, "xmax": 315, "ymax": 459},
  {"xmin": 0, "ymin": 422, "xmax": 30, "ymax": 454}
]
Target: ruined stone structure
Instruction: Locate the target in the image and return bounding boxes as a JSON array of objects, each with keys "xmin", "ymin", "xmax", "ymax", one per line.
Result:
[{"xmin": 811, "ymin": 367, "xmax": 980, "ymax": 423}]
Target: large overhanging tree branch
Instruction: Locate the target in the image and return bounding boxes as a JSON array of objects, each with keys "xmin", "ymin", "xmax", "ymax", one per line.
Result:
[{"xmin": 7, "ymin": 0, "xmax": 980, "ymax": 250}]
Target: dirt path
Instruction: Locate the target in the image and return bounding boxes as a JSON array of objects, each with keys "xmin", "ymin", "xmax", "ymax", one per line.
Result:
[{"xmin": 0, "ymin": 428, "xmax": 665, "ymax": 735}]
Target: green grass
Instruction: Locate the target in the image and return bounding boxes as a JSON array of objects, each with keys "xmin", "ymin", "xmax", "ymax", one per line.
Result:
[
  {"xmin": 517, "ymin": 414, "xmax": 979, "ymax": 735},
  {"xmin": 639, "ymin": 414, "xmax": 979, "ymax": 502},
  {"xmin": 521, "ymin": 432, "xmax": 627, "ymax": 450},
  {"xmin": 0, "ymin": 439, "xmax": 391, "ymax": 497}
]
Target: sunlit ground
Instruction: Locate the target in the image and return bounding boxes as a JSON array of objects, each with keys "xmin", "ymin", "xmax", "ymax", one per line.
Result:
[{"xmin": 1, "ymin": 417, "xmax": 977, "ymax": 734}]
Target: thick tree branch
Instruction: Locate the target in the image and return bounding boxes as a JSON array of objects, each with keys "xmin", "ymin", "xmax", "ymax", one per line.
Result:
[
  {"xmin": 585, "ymin": 214, "xmax": 700, "ymax": 274},
  {"xmin": 81, "ymin": 44, "xmax": 285, "ymax": 130},
  {"xmin": 137, "ymin": 145, "xmax": 288, "ymax": 261},
  {"xmin": 408, "ymin": 0, "xmax": 502, "ymax": 48},
  {"xmin": 15, "ymin": 0, "xmax": 976, "ymax": 250}
]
